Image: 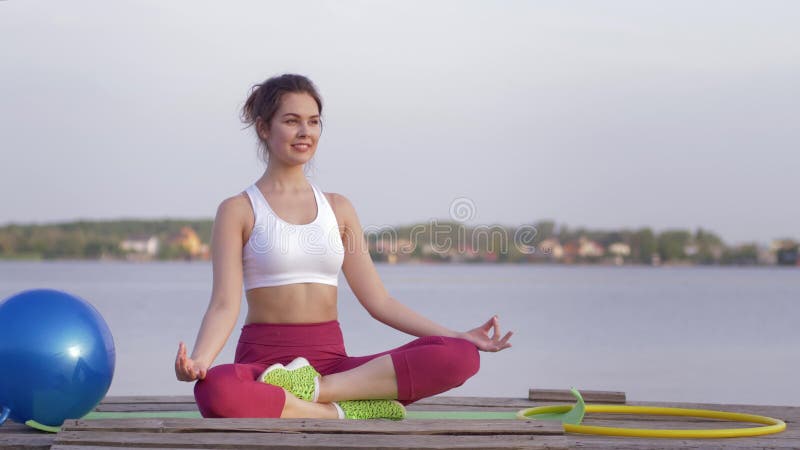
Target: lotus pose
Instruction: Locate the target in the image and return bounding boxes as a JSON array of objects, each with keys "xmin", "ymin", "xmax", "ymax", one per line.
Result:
[{"xmin": 174, "ymin": 74, "xmax": 513, "ymax": 419}]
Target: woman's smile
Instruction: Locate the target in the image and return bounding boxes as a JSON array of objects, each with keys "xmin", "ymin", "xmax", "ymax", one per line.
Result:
[{"xmin": 291, "ymin": 143, "xmax": 311, "ymax": 152}]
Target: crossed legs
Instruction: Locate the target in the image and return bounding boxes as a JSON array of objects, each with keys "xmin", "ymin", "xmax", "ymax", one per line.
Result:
[{"xmin": 195, "ymin": 336, "xmax": 479, "ymax": 419}]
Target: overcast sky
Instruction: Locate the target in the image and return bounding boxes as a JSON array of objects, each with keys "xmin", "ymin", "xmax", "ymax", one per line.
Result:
[{"xmin": 1, "ymin": 1, "xmax": 797, "ymax": 245}]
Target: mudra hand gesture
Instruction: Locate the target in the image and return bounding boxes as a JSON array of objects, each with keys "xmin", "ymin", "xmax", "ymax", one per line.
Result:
[
  {"xmin": 458, "ymin": 315, "xmax": 513, "ymax": 352},
  {"xmin": 175, "ymin": 341, "xmax": 208, "ymax": 382}
]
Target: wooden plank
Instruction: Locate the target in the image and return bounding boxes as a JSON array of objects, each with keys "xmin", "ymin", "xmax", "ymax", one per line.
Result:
[
  {"xmin": 53, "ymin": 431, "xmax": 569, "ymax": 449},
  {"xmin": 99, "ymin": 395, "xmax": 511, "ymax": 406},
  {"xmin": 0, "ymin": 432, "xmax": 55, "ymax": 450},
  {"xmin": 573, "ymin": 414, "xmax": 794, "ymax": 425},
  {"xmin": 566, "ymin": 415, "xmax": 798, "ymax": 449},
  {"xmin": 95, "ymin": 396, "xmax": 541, "ymax": 413},
  {"xmin": 406, "ymin": 404, "xmax": 534, "ymax": 413},
  {"xmin": 96, "ymin": 395, "xmax": 800, "ymax": 416},
  {"xmin": 61, "ymin": 417, "xmax": 562, "ymax": 435},
  {"xmin": 580, "ymin": 418, "xmax": 795, "ymax": 432},
  {"xmin": 529, "ymin": 389, "xmax": 626, "ymax": 404},
  {"xmin": 94, "ymin": 402, "xmax": 200, "ymax": 412},
  {"xmin": 101, "ymin": 395, "xmax": 195, "ymax": 404},
  {"xmin": 91, "ymin": 398, "xmax": 800, "ymax": 426},
  {"xmin": 625, "ymin": 401, "xmax": 800, "ymax": 424},
  {"xmin": 93, "ymin": 400, "xmax": 800, "ymax": 421},
  {"xmin": 96, "ymin": 402, "xmax": 526, "ymax": 413},
  {"xmin": 51, "ymin": 447, "xmax": 199, "ymax": 450},
  {"xmin": 0, "ymin": 421, "xmax": 38, "ymax": 433},
  {"xmin": 0, "ymin": 420, "xmax": 56, "ymax": 449},
  {"xmin": 98, "ymin": 395, "xmax": 536, "ymax": 407},
  {"xmin": 92, "ymin": 396, "xmax": 799, "ymax": 426},
  {"xmin": 52, "ymin": 447, "xmax": 198, "ymax": 450},
  {"xmin": 568, "ymin": 435, "xmax": 799, "ymax": 449},
  {"xmin": 523, "ymin": 400, "xmax": 799, "ymax": 424},
  {"xmin": 416, "ymin": 396, "xmax": 537, "ymax": 408},
  {"xmin": 95, "ymin": 402, "xmax": 524, "ymax": 412}
]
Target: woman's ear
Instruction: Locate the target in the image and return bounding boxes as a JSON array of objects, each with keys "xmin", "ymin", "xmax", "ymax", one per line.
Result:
[{"xmin": 255, "ymin": 117, "xmax": 269, "ymax": 141}]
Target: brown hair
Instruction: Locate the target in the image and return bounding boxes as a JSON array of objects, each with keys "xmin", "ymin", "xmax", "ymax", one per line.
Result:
[{"xmin": 241, "ymin": 74, "xmax": 323, "ymax": 164}]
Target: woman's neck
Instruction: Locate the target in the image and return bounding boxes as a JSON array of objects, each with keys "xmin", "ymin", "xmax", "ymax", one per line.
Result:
[{"xmin": 261, "ymin": 164, "xmax": 309, "ymax": 192}]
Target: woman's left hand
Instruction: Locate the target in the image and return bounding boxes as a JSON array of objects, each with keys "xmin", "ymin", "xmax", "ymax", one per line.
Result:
[{"xmin": 458, "ymin": 315, "xmax": 513, "ymax": 352}]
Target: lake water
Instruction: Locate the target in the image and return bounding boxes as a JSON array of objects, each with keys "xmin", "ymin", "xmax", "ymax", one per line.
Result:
[{"xmin": 0, "ymin": 261, "xmax": 797, "ymax": 406}]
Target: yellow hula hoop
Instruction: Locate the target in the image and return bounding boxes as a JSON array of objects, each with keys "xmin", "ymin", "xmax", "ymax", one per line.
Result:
[{"xmin": 516, "ymin": 404, "xmax": 787, "ymax": 439}]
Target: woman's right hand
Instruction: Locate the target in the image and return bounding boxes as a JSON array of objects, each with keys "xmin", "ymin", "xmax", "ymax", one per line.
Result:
[{"xmin": 175, "ymin": 342, "xmax": 208, "ymax": 382}]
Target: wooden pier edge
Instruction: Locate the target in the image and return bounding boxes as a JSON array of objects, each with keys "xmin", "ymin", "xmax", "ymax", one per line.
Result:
[
  {"xmin": 3, "ymin": 389, "xmax": 799, "ymax": 450},
  {"xmin": 529, "ymin": 388, "xmax": 627, "ymax": 404}
]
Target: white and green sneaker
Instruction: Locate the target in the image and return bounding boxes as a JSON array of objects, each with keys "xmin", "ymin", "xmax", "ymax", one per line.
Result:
[
  {"xmin": 260, "ymin": 357, "xmax": 321, "ymax": 402},
  {"xmin": 333, "ymin": 399, "xmax": 406, "ymax": 420}
]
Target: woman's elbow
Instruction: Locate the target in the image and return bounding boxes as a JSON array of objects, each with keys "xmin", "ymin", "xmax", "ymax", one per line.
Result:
[
  {"xmin": 365, "ymin": 295, "xmax": 391, "ymax": 321},
  {"xmin": 207, "ymin": 296, "xmax": 241, "ymax": 317}
]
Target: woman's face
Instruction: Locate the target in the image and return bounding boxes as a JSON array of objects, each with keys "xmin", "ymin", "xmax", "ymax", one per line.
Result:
[{"xmin": 258, "ymin": 92, "xmax": 321, "ymax": 166}]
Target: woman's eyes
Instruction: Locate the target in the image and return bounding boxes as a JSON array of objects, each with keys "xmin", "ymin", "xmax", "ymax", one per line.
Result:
[{"xmin": 285, "ymin": 119, "xmax": 320, "ymax": 126}]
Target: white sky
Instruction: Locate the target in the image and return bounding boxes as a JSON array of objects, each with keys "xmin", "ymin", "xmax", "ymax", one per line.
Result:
[{"xmin": 1, "ymin": 0, "xmax": 798, "ymax": 244}]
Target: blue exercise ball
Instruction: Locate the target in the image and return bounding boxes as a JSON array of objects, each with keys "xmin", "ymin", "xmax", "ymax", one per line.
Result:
[{"xmin": 0, "ymin": 289, "xmax": 115, "ymax": 428}]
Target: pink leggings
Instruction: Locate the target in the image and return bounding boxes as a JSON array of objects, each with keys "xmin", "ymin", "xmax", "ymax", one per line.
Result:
[{"xmin": 194, "ymin": 320, "xmax": 480, "ymax": 418}]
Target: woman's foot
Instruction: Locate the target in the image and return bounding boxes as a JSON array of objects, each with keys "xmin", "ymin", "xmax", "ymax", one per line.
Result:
[
  {"xmin": 333, "ymin": 399, "xmax": 406, "ymax": 420},
  {"xmin": 260, "ymin": 357, "xmax": 321, "ymax": 402}
]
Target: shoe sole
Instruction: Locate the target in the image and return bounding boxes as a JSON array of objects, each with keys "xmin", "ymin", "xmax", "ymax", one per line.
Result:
[
  {"xmin": 259, "ymin": 362, "xmax": 285, "ymax": 382},
  {"xmin": 285, "ymin": 356, "xmax": 311, "ymax": 371}
]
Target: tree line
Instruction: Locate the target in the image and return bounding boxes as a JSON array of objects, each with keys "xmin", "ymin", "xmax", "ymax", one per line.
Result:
[
  {"xmin": 0, "ymin": 220, "xmax": 212, "ymax": 260},
  {"xmin": 0, "ymin": 219, "xmax": 795, "ymax": 265}
]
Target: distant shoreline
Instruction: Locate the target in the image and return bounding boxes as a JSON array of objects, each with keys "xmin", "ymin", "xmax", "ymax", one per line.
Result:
[
  {"xmin": 1, "ymin": 257, "xmax": 797, "ymax": 269},
  {"xmin": 0, "ymin": 219, "xmax": 797, "ymax": 267}
]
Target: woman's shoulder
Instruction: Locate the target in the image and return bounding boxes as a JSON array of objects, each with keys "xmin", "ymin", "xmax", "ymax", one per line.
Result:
[
  {"xmin": 321, "ymin": 191, "xmax": 361, "ymax": 235},
  {"xmin": 214, "ymin": 191, "xmax": 253, "ymax": 222},
  {"xmin": 322, "ymin": 190, "xmax": 355, "ymax": 214}
]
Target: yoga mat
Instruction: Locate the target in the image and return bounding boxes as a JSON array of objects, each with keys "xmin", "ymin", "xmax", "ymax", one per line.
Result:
[{"xmin": 83, "ymin": 411, "xmax": 520, "ymax": 420}]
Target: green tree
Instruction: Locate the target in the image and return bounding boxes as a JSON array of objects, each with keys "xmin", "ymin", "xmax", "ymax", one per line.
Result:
[
  {"xmin": 533, "ymin": 220, "xmax": 556, "ymax": 241},
  {"xmin": 693, "ymin": 228, "xmax": 725, "ymax": 264},
  {"xmin": 721, "ymin": 244, "xmax": 759, "ymax": 265},
  {"xmin": 657, "ymin": 230, "xmax": 692, "ymax": 262},
  {"xmin": 631, "ymin": 228, "xmax": 657, "ymax": 264}
]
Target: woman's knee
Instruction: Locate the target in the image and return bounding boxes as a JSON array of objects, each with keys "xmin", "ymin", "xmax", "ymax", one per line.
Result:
[
  {"xmin": 420, "ymin": 337, "xmax": 480, "ymax": 387},
  {"xmin": 194, "ymin": 364, "xmax": 285, "ymax": 418},
  {"xmin": 445, "ymin": 337, "xmax": 480, "ymax": 381},
  {"xmin": 194, "ymin": 365, "xmax": 237, "ymax": 418}
]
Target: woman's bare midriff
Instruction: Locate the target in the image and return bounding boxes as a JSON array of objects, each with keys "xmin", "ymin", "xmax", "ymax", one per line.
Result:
[
  {"xmin": 239, "ymin": 189, "xmax": 344, "ymax": 325},
  {"xmin": 244, "ymin": 283, "xmax": 338, "ymax": 324}
]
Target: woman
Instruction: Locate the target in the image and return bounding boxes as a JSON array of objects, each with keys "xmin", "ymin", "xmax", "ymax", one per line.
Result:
[{"xmin": 175, "ymin": 74, "xmax": 513, "ymax": 419}]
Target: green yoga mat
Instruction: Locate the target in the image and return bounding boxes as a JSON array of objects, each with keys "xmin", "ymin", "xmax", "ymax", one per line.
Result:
[{"xmin": 84, "ymin": 411, "xmax": 519, "ymax": 420}]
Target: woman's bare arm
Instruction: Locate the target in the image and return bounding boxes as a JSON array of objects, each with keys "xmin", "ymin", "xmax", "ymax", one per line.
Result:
[
  {"xmin": 176, "ymin": 196, "xmax": 246, "ymax": 381},
  {"xmin": 334, "ymin": 193, "xmax": 513, "ymax": 352}
]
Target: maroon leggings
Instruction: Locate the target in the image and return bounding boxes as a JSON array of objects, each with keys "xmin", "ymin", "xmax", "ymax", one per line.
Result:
[{"xmin": 194, "ymin": 320, "xmax": 480, "ymax": 418}]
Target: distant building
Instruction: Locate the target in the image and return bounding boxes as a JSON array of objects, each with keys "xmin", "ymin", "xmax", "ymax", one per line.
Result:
[
  {"xmin": 757, "ymin": 245, "xmax": 777, "ymax": 265},
  {"xmin": 608, "ymin": 242, "xmax": 631, "ymax": 257},
  {"xmin": 651, "ymin": 252, "xmax": 662, "ymax": 266},
  {"xmin": 561, "ymin": 241, "xmax": 580, "ymax": 263},
  {"xmin": 373, "ymin": 238, "xmax": 415, "ymax": 264},
  {"xmin": 120, "ymin": 235, "xmax": 159, "ymax": 256},
  {"xmin": 773, "ymin": 240, "xmax": 799, "ymax": 266},
  {"xmin": 169, "ymin": 227, "xmax": 203, "ymax": 258},
  {"xmin": 775, "ymin": 247, "xmax": 800, "ymax": 266},
  {"xmin": 608, "ymin": 242, "xmax": 631, "ymax": 266},
  {"xmin": 578, "ymin": 237, "xmax": 604, "ymax": 258},
  {"xmin": 538, "ymin": 238, "xmax": 563, "ymax": 260}
]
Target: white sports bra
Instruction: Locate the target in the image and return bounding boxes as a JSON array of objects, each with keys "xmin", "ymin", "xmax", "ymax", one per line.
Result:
[{"xmin": 242, "ymin": 181, "xmax": 344, "ymax": 290}]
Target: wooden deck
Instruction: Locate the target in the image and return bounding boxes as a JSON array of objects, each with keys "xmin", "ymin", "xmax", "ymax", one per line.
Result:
[{"xmin": 1, "ymin": 390, "xmax": 797, "ymax": 449}]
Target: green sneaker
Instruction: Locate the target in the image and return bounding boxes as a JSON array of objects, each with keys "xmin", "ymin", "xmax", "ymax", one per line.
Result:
[
  {"xmin": 334, "ymin": 399, "xmax": 406, "ymax": 420},
  {"xmin": 260, "ymin": 357, "xmax": 321, "ymax": 402}
]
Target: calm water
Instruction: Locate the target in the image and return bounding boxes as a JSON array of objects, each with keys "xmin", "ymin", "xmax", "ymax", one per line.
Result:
[{"xmin": 0, "ymin": 261, "xmax": 797, "ymax": 406}]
